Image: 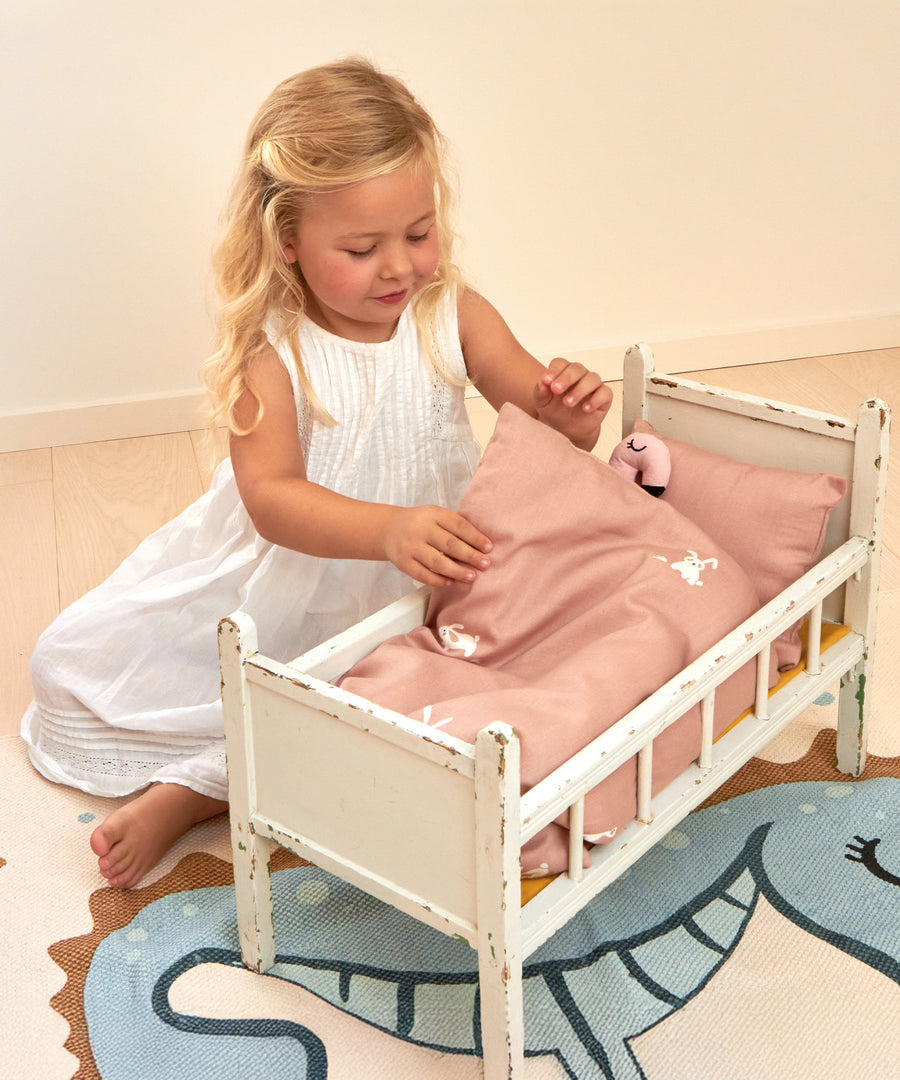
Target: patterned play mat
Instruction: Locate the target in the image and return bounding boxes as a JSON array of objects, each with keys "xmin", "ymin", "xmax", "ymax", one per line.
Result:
[{"xmin": 4, "ymin": 694, "xmax": 900, "ymax": 1079}]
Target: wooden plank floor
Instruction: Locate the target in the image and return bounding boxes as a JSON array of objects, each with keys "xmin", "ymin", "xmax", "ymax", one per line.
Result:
[{"xmin": 2, "ymin": 349, "xmax": 897, "ymax": 744}]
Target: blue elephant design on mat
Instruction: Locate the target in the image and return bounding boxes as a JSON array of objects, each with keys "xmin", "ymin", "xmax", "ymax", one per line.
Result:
[{"xmin": 84, "ymin": 778, "xmax": 900, "ymax": 1079}]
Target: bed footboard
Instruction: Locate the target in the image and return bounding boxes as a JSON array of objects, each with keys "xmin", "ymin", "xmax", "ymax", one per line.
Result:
[{"xmin": 219, "ymin": 609, "xmax": 527, "ymax": 1072}]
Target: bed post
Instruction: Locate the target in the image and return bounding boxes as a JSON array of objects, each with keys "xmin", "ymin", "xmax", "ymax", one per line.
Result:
[
  {"xmin": 219, "ymin": 612, "xmax": 278, "ymax": 972},
  {"xmin": 621, "ymin": 343, "xmax": 655, "ymax": 436},
  {"xmin": 474, "ymin": 723, "xmax": 524, "ymax": 1078},
  {"xmin": 836, "ymin": 399, "xmax": 891, "ymax": 776}
]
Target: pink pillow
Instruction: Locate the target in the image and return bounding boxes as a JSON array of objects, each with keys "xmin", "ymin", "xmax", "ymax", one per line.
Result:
[{"xmin": 632, "ymin": 419, "xmax": 847, "ymax": 668}]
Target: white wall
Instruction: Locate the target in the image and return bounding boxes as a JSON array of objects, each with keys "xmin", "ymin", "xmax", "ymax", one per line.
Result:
[{"xmin": 2, "ymin": 1, "xmax": 898, "ymax": 448}]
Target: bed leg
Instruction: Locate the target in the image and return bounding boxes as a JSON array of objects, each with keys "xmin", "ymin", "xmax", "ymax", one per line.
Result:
[
  {"xmin": 836, "ymin": 654, "xmax": 871, "ymax": 777},
  {"xmin": 232, "ymin": 826, "xmax": 277, "ymax": 973},
  {"xmin": 836, "ymin": 400, "xmax": 890, "ymax": 776},
  {"xmin": 219, "ymin": 613, "xmax": 277, "ymax": 973},
  {"xmin": 474, "ymin": 725, "xmax": 524, "ymax": 1078}
]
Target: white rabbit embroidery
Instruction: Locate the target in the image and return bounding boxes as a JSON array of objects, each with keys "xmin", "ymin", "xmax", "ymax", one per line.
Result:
[
  {"xmin": 438, "ymin": 623, "xmax": 480, "ymax": 657},
  {"xmin": 653, "ymin": 550, "xmax": 718, "ymax": 586},
  {"xmin": 422, "ymin": 705, "xmax": 455, "ymax": 729}
]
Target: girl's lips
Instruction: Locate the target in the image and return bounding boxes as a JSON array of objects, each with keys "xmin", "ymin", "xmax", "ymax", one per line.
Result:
[{"xmin": 373, "ymin": 290, "xmax": 407, "ymax": 305}]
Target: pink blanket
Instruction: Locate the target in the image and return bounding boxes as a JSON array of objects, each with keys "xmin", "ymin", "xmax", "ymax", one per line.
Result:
[{"xmin": 341, "ymin": 406, "xmax": 777, "ymax": 874}]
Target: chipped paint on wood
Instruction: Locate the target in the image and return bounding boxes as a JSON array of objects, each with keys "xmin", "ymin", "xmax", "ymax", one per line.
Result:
[{"xmin": 855, "ymin": 672, "xmax": 867, "ymax": 736}]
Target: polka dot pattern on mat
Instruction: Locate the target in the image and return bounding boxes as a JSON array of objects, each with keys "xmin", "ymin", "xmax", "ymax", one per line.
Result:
[
  {"xmin": 660, "ymin": 830, "xmax": 690, "ymax": 850},
  {"xmin": 296, "ymin": 879, "xmax": 330, "ymax": 906}
]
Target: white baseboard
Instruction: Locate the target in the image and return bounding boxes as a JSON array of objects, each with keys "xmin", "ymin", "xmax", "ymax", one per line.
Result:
[
  {"xmin": 3, "ymin": 314, "xmax": 897, "ymax": 453},
  {"xmin": 0, "ymin": 390, "xmax": 210, "ymax": 454},
  {"xmin": 539, "ymin": 313, "xmax": 900, "ymax": 384}
]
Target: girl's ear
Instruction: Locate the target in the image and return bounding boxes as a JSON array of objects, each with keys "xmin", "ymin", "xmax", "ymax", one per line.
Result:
[{"xmin": 278, "ymin": 216, "xmax": 301, "ymax": 264}]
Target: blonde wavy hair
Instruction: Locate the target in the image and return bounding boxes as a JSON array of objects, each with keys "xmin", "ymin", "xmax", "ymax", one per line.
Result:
[{"xmin": 201, "ymin": 57, "xmax": 464, "ymax": 433}]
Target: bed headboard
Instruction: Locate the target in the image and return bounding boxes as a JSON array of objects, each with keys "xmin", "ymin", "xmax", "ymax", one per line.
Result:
[{"xmin": 620, "ymin": 343, "xmax": 890, "ymax": 625}]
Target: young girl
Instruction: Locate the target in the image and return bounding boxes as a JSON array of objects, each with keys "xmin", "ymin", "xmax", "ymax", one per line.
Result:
[{"xmin": 22, "ymin": 58, "xmax": 612, "ymax": 889}]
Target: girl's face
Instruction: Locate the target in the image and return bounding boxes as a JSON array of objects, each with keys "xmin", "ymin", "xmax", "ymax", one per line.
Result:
[{"xmin": 283, "ymin": 160, "xmax": 440, "ymax": 343}]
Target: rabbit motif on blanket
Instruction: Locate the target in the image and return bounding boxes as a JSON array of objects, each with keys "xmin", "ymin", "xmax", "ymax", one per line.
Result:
[
  {"xmin": 438, "ymin": 624, "xmax": 480, "ymax": 658},
  {"xmin": 653, "ymin": 551, "xmax": 719, "ymax": 586}
]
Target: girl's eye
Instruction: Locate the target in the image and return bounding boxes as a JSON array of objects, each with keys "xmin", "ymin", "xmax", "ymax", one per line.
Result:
[
  {"xmin": 346, "ymin": 246, "xmax": 375, "ymax": 259},
  {"xmin": 408, "ymin": 230, "xmax": 431, "ymax": 244}
]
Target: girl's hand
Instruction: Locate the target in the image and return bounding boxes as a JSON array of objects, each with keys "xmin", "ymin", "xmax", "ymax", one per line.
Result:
[
  {"xmin": 534, "ymin": 358, "xmax": 613, "ymax": 451},
  {"xmin": 383, "ymin": 505, "xmax": 493, "ymax": 587}
]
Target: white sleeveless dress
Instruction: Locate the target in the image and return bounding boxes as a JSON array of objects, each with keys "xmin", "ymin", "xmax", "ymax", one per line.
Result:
[{"xmin": 22, "ymin": 296, "xmax": 479, "ymax": 802}]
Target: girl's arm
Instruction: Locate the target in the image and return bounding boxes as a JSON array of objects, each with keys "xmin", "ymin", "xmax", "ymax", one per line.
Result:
[
  {"xmin": 228, "ymin": 346, "xmax": 492, "ymax": 587},
  {"xmin": 458, "ymin": 288, "xmax": 612, "ymax": 451}
]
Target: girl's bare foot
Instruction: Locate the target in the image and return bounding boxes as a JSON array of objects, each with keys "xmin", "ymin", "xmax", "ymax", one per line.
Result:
[{"xmin": 89, "ymin": 783, "xmax": 228, "ymax": 889}]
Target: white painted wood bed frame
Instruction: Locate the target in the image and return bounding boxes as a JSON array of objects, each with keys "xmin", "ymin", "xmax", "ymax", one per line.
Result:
[{"xmin": 218, "ymin": 345, "xmax": 890, "ymax": 1078}]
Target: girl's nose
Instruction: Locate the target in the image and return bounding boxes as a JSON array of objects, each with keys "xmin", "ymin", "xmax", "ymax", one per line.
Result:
[{"xmin": 379, "ymin": 244, "xmax": 413, "ymax": 279}]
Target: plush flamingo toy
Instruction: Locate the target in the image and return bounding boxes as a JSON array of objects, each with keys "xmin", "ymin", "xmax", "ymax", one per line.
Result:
[{"xmin": 608, "ymin": 432, "xmax": 671, "ymax": 497}]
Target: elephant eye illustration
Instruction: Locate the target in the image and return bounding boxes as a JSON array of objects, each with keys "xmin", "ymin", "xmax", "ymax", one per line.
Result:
[
  {"xmin": 626, "ymin": 438, "xmax": 648, "ymax": 453},
  {"xmin": 845, "ymin": 836, "xmax": 900, "ymax": 887}
]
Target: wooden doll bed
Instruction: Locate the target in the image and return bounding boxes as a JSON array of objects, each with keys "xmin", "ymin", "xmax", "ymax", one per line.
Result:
[{"xmin": 218, "ymin": 345, "xmax": 890, "ymax": 1078}]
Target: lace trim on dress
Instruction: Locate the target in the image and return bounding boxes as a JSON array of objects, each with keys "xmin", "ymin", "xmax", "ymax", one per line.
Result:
[
  {"xmin": 296, "ymin": 389, "xmax": 312, "ymax": 459},
  {"xmin": 30, "ymin": 710, "xmax": 215, "ymax": 779},
  {"xmin": 420, "ymin": 288, "xmax": 467, "ymax": 442}
]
